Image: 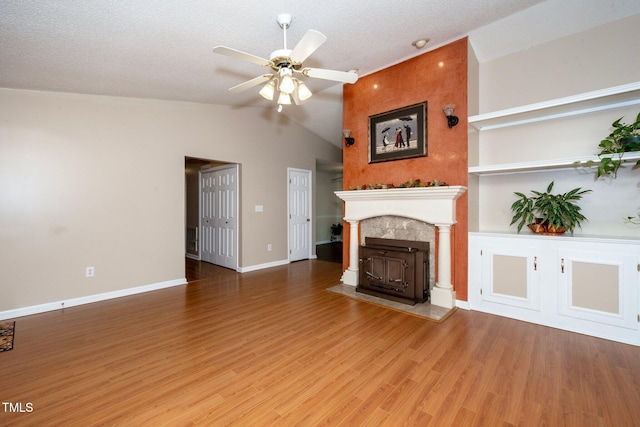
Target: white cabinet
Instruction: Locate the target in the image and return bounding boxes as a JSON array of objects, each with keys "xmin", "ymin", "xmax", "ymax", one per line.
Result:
[
  {"xmin": 479, "ymin": 242, "xmax": 540, "ymax": 312},
  {"xmin": 469, "ymin": 233, "xmax": 640, "ymax": 345},
  {"xmin": 557, "ymin": 248, "xmax": 639, "ymax": 331}
]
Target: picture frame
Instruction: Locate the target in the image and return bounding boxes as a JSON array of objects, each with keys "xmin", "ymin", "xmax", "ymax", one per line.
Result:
[{"xmin": 368, "ymin": 101, "xmax": 427, "ymax": 163}]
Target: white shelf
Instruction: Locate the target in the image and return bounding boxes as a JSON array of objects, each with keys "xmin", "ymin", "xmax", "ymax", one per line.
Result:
[
  {"xmin": 469, "ymin": 82, "xmax": 640, "ymax": 131},
  {"xmin": 469, "ymin": 152, "xmax": 640, "ymax": 176}
]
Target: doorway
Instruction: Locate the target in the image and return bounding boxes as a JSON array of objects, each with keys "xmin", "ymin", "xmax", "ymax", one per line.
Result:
[{"xmin": 185, "ymin": 157, "xmax": 239, "ymax": 271}]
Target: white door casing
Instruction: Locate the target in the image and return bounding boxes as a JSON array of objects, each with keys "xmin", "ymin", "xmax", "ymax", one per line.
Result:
[{"xmin": 288, "ymin": 168, "xmax": 312, "ymax": 262}]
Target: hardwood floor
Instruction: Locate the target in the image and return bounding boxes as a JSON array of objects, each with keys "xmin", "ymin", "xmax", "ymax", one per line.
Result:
[{"xmin": 2, "ymin": 259, "xmax": 640, "ymax": 426}]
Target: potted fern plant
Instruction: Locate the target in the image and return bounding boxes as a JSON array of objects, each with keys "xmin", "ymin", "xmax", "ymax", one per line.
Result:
[{"xmin": 510, "ymin": 181, "xmax": 592, "ymax": 234}]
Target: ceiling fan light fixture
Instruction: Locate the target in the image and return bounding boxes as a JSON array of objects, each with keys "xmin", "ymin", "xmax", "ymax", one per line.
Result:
[
  {"xmin": 278, "ymin": 91, "xmax": 291, "ymax": 105},
  {"xmin": 296, "ymin": 80, "xmax": 312, "ymax": 101},
  {"xmin": 279, "ymin": 68, "xmax": 295, "ymax": 94},
  {"xmin": 259, "ymin": 79, "xmax": 276, "ymax": 100},
  {"xmin": 213, "ymin": 14, "xmax": 358, "ymax": 107}
]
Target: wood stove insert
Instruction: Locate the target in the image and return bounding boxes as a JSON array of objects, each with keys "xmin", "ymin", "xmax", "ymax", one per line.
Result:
[{"xmin": 358, "ymin": 237, "xmax": 430, "ymax": 305}]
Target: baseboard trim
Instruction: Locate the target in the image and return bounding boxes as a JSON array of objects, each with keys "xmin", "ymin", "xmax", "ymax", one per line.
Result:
[
  {"xmin": 316, "ymin": 240, "xmax": 343, "ymax": 245},
  {"xmin": 0, "ymin": 278, "xmax": 187, "ymax": 321},
  {"xmin": 185, "ymin": 253, "xmax": 200, "ymax": 261},
  {"xmin": 238, "ymin": 259, "xmax": 290, "ymax": 273},
  {"xmin": 455, "ymin": 300, "xmax": 470, "ymax": 310}
]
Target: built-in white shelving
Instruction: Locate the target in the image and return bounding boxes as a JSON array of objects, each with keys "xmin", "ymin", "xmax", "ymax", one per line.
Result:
[
  {"xmin": 469, "ymin": 152, "xmax": 640, "ymax": 176},
  {"xmin": 469, "ymin": 81, "xmax": 640, "ymax": 175},
  {"xmin": 467, "ymin": 78, "xmax": 640, "ymax": 346},
  {"xmin": 469, "ymin": 81, "xmax": 640, "ymax": 131}
]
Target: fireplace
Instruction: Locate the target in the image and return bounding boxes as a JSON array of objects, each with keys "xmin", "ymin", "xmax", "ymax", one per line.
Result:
[
  {"xmin": 358, "ymin": 237, "xmax": 429, "ymax": 305},
  {"xmin": 335, "ymin": 186, "xmax": 466, "ymax": 308}
]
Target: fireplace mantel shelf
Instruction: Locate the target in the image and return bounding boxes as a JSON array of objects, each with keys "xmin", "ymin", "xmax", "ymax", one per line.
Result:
[
  {"xmin": 335, "ymin": 186, "xmax": 466, "ymax": 226},
  {"xmin": 335, "ymin": 186, "xmax": 466, "ymax": 201},
  {"xmin": 335, "ymin": 185, "xmax": 467, "ymax": 309}
]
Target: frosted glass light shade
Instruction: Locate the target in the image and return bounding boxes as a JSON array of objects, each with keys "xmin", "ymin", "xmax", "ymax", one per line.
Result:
[
  {"xmin": 296, "ymin": 81, "xmax": 312, "ymax": 101},
  {"xmin": 277, "ymin": 92, "xmax": 291, "ymax": 105},
  {"xmin": 259, "ymin": 80, "xmax": 276, "ymax": 100},
  {"xmin": 279, "ymin": 69, "xmax": 295, "ymax": 94}
]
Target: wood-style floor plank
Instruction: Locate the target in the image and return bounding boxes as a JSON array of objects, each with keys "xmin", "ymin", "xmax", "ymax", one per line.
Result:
[{"xmin": 1, "ymin": 258, "xmax": 640, "ymax": 426}]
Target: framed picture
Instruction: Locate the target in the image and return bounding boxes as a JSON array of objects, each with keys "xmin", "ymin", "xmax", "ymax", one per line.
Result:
[{"xmin": 368, "ymin": 101, "xmax": 427, "ymax": 163}]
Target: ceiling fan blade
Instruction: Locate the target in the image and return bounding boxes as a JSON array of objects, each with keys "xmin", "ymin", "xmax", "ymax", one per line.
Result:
[
  {"xmin": 213, "ymin": 45, "xmax": 272, "ymax": 67},
  {"xmin": 302, "ymin": 68, "xmax": 359, "ymax": 84},
  {"xmin": 228, "ymin": 74, "xmax": 274, "ymax": 92},
  {"xmin": 290, "ymin": 30, "xmax": 327, "ymax": 63}
]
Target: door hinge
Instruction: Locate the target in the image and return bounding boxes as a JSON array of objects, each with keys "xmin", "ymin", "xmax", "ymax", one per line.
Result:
[
  {"xmin": 637, "ymin": 263, "xmax": 639, "ymax": 272},
  {"xmin": 480, "ymin": 249, "xmax": 483, "ymax": 256},
  {"xmin": 480, "ymin": 288, "xmax": 483, "ymax": 295},
  {"xmin": 638, "ymin": 314, "xmax": 639, "ymax": 322}
]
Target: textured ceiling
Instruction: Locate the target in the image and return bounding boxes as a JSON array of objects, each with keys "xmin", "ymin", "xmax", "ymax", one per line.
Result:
[{"xmin": 1, "ymin": 0, "xmax": 638, "ymax": 146}]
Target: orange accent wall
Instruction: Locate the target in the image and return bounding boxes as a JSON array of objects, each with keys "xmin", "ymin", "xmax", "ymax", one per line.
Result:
[{"xmin": 342, "ymin": 38, "xmax": 468, "ymax": 301}]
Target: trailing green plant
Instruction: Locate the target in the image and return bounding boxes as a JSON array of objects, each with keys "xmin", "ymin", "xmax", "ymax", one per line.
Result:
[
  {"xmin": 594, "ymin": 112, "xmax": 640, "ymax": 178},
  {"xmin": 510, "ymin": 181, "xmax": 592, "ymax": 233},
  {"xmin": 625, "ymin": 214, "xmax": 640, "ymax": 225}
]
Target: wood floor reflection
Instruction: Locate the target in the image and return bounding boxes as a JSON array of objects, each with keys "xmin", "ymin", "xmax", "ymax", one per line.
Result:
[{"xmin": 2, "ymin": 259, "xmax": 639, "ymax": 426}]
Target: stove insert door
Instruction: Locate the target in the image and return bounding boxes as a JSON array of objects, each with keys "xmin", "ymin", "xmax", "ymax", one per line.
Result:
[{"xmin": 359, "ymin": 247, "xmax": 416, "ymax": 303}]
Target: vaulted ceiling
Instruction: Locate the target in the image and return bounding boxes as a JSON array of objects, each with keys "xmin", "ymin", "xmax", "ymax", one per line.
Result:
[{"xmin": 2, "ymin": 0, "xmax": 638, "ymax": 146}]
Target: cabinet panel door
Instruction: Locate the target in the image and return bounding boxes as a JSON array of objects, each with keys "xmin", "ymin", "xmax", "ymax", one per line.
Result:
[
  {"xmin": 481, "ymin": 245, "xmax": 540, "ymax": 311},
  {"xmin": 557, "ymin": 249, "xmax": 638, "ymax": 330}
]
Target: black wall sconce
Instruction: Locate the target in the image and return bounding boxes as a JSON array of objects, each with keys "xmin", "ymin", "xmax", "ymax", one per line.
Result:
[
  {"xmin": 442, "ymin": 104, "xmax": 459, "ymax": 128},
  {"xmin": 343, "ymin": 129, "xmax": 355, "ymax": 147}
]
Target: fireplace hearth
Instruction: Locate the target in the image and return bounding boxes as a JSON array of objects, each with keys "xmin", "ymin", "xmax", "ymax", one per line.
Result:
[{"xmin": 358, "ymin": 237, "xmax": 429, "ymax": 305}]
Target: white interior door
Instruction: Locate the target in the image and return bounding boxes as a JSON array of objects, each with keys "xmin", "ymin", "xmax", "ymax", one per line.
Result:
[
  {"xmin": 288, "ymin": 168, "xmax": 312, "ymax": 262},
  {"xmin": 215, "ymin": 166, "xmax": 238, "ymax": 269},
  {"xmin": 201, "ymin": 170, "xmax": 216, "ymax": 265},
  {"xmin": 200, "ymin": 165, "xmax": 238, "ymax": 270}
]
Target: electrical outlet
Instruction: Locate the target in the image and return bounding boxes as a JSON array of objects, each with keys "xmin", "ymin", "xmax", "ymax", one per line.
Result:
[
  {"xmin": 86, "ymin": 266, "xmax": 95, "ymax": 277},
  {"xmin": 267, "ymin": 244, "xmax": 272, "ymax": 251}
]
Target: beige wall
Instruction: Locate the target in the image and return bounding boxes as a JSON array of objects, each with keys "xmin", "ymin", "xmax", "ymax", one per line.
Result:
[
  {"xmin": 0, "ymin": 89, "xmax": 342, "ymax": 312},
  {"xmin": 479, "ymin": 14, "xmax": 640, "ymax": 112},
  {"xmin": 474, "ymin": 14, "xmax": 640, "ymax": 237}
]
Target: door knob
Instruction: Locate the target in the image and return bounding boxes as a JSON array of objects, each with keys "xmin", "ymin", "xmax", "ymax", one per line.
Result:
[{"xmin": 306, "ymin": 218, "xmax": 310, "ymax": 222}]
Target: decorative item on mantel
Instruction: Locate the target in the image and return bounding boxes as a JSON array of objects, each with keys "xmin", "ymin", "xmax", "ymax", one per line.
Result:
[
  {"xmin": 349, "ymin": 178, "xmax": 447, "ymax": 191},
  {"xmin": 510, "ymin": 181, "xmax": 592, "ymax": 235}
]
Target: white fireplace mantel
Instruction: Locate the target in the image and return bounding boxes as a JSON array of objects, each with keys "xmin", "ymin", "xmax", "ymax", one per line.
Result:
[{"xmin": 335, "ymin": 186, "xmax": 467, "ymax": 308}]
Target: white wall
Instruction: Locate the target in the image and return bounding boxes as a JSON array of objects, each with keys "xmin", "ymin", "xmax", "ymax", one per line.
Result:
[
  {"xmin": 315, "ymin": 170, "xmax": 343, "ymax": 243},
  {"xmin": 0, "ymin": 89, "xmax": 342, "ymax": 312},
  {"xmin": 474, "ymin": 14, "xmax": 640, "ymax": 237}
]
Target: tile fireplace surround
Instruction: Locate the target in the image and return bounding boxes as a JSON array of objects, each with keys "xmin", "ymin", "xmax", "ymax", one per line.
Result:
[{"xmin": 335, "ymin": 186, "xmax": 467, "ymax": 308}]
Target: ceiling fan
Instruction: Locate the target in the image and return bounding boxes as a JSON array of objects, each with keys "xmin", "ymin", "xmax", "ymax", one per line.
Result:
[{"xmin": 213, "ymin": 14, "xmax": 358, "ymax": 109}]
